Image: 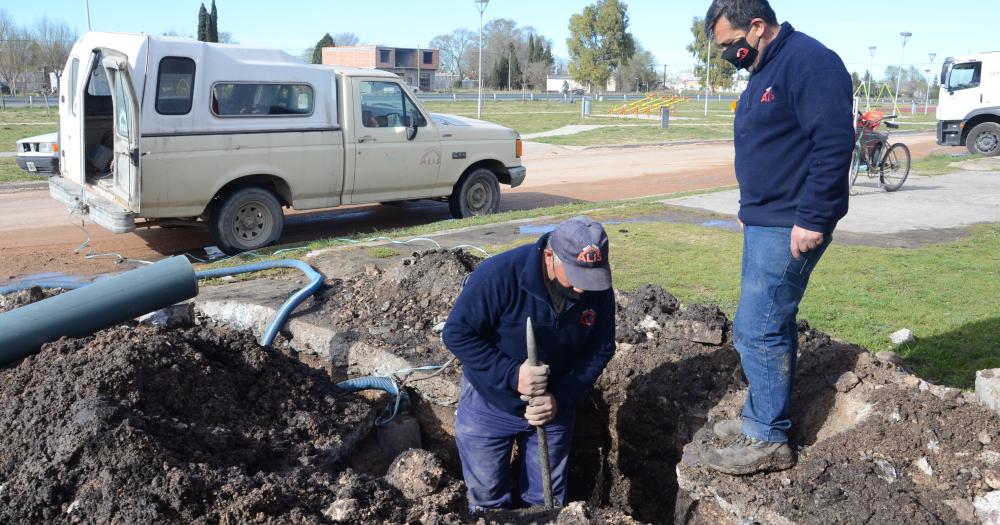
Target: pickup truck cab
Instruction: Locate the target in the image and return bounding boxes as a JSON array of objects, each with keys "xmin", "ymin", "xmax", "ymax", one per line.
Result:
[{"xmin": 50, "ymin": 32, "xmax": 525, "ymax": 254}]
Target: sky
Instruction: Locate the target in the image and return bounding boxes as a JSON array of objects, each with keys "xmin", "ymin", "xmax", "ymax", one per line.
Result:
[{"xmin": 6, "ymin": 0, "xmax": 997, "ymax": 77}]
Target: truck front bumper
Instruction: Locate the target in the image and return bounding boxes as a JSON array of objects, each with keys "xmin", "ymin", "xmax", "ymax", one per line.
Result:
[
  {"xmin": 49, "ymin": 177, "xmax": 136, "ymax": 234},
  {"xmin": 937, "ymin": 120, "xmax": 963, "ymax": 146},
  {"xmin": 507, "ymin": 166, "xmax": 526, "ymax": 188}
]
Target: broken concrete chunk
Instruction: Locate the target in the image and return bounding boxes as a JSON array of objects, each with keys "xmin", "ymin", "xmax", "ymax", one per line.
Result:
[
  {"xmin": 976, "ymin": 369, "xmax": 1000, "ymax": 416},
  {"xmin": 322, "ymin": 498, "xmax": 359, "ymax": 522},
  {"xmin": 139, "ymin": 303, "xmax": 194, "ymax": 328},
  {"xmin": 913, "ymin": 457, "xmax": 934, "ymax": 477},
  {"xmin": 875, "ymin": 351, "xmax": 904, "ymax": 365},
  {"xmin": 943, "ymin": 498, "xmax": 977, "ymax": 524},
  {"xmin": 981, "ymin": 431, "xmax": 993, "ymax": 446},
  {"xmin": 890, "ymin": 328, "xmax": 915, "ymax": 346},
  {"xmin": 834, "ymin": 371, "xmax": 861, "ymax": 393},
  {"xmin": 556, "ymin": 501, "xmax": 592, "ymax": 525},
  {"xmin": 384, "ymin": 448, "xmax": 444, "ymax": 499},
  {"xmin": 662, "ymin": 319, "xmax": 724, "ymax": 345},
  {"xmin": 638, "ymin": 315, "xmax": 661, "ymax": 332},
  {"xmin": 432, "ymin": 321, "xmax": 446, "ymax": 334},
  {"xmin": 975, "ymin": 491, "xmax": 1000, "ymax": 525}
]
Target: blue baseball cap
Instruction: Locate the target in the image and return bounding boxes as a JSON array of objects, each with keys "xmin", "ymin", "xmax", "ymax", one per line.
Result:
[{"xmin": 549, "ymin": 216, "xmax": 612, "ymax": 292}]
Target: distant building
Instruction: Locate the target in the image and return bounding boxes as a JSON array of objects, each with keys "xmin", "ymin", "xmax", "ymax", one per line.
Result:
[
  {"xmin": 545, "ymin": 75, "xmax": 588, "ymax": 93},
  {"xmin": 322, "ymin": 45, "xmax": 439, "ymax": 91}
]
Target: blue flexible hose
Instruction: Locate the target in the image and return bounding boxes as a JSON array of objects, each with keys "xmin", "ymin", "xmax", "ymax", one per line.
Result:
[
  {"xmin": 337, "ymin": 376, "xmax": 408, "ymax": 425},
  {"xmin": 194, "ymin": 259, "xmax": 324, "ymax": 347}
]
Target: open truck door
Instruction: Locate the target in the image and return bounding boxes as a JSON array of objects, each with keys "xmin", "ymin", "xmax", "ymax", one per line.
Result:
[{"xmin": 101, "ymin": 53, "xmax": 141, "ymax": 211}]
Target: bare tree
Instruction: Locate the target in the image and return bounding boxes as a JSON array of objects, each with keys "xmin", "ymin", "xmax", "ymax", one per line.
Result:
[
  {"xmin": 430, "ymin": 28, "xmax": 474, "ymax": 78},
  {"xmin": 332, "ymin": 32, "xmax": 361, "ymax": 46},
  {"xmin": 33, "ymin": 17, "xmax": 76, "ymax": 76},
  {"xmin": 0, "ymin": 19, "xmax": 36, "ymax": 96}
]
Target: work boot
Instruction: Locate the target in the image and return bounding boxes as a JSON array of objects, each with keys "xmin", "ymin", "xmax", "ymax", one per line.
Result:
[
  {"xmin": 712, "ymin": 419, "xmax": 742, "ymax": 440},
  {"xmin": 701, "ymin": 434, "xmax": 795, "ymax": 475}
]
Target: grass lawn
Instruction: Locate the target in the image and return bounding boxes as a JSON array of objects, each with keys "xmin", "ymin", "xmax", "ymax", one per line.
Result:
[
  {"xmin": 531, "ymin": 123, "xmax": 733, "ymax": 146},
  {"xmin": 0, "ymin": 106, "xmax": 58, "ymax": 123},
  {"xmin": 0, "ymin": 157, "xmax": 44, "ymax": 184},
  {"xmin": 910, "ymin": 153, "xmax": 979, "ymax": 176}
]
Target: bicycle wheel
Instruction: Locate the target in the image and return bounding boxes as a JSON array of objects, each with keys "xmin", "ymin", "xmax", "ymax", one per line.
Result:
[
  {"xmin": 849, "ymin": 145, "xmax": 862, "ymax": 188},
  {"xmin": 879, "ymin": 143, "xmax": 911, "ymax": 192}
]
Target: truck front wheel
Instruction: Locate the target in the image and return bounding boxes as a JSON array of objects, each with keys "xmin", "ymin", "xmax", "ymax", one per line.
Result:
[
  {"xmin": 210, "ymin": 187, "xmax": 284, "ymax": 255},
  {"xmin": 967, "ymin": 122, "xmax": 1000, "ymax": 157},
  {"xmin": 449, "ymin": 168, "xmax": 501, "ymax": 219}
]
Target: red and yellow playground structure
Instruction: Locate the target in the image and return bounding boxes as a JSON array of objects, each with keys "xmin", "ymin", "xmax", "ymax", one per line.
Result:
[{"xmin": 609, "ymin": 94, "xmax": 688, "ymax": 118}]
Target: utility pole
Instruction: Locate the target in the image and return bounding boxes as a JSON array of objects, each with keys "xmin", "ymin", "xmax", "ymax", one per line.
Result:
[
  {"xmin": 867, "ymin": 46, "xmax": 876, "ymax": 111},
  {"xmin": 925, "ymin": 52, "xmax": 936, "ymax": 115},
  {"xmin": 662, "ymin": 64, "xmax": 667, "ymax": 90},
  {"xmin": 704, "ymin": 39, "xmax": 711, "ymax": 117},
  {"xmin": 475, "ymin": 0, "xmax": 489, "ymax": 119},
  {"xmin": 893, "ymin": 32, "xmax": 912, "ymax": 116}
]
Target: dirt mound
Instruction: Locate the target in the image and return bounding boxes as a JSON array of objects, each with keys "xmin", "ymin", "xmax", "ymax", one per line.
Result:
[
  {"xmin": 319, "ymin": 250, "xmax": 480, "ymax": 368},
  {"xmin": 677, "ymin": 325, "xmax": 1000, "ymax": 524},
  {"xmin": 0, "ymin": 321, "xmax": 375, "ymax": 524},
  {"xmin": 0, "ymin": 285, "xmax": 62, "ymax": 313}
]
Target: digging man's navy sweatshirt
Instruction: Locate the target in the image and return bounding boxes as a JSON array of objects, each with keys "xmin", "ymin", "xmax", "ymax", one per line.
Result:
[{"xmin": 734, "ymin": 22, "xmax": 853, "ymax": 233}]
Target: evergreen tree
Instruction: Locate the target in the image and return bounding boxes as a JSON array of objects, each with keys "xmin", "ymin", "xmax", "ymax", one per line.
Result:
[
  {"xmin": 207, "ymin": 0, "xmax": 219, "ymax": 43},
  {"xmin": 311, "ymin": 33, "xmax": 335, "ymax": 64},
  {"xmin": 508, "ymin": 42, "xmax": 522, "ymax": 89},
  {"xmin": 197, "ymin": 3, "xmax": 208, "ymax": 42}
]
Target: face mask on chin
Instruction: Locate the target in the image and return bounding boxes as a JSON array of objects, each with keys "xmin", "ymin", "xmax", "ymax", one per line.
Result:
[
  {"xmin": 551, "ymin": 276, "xmax": 581, "ymax": 301},
  {"xmin": 721, "ymin": 29, "xmax": 761, "ymax": 71}
]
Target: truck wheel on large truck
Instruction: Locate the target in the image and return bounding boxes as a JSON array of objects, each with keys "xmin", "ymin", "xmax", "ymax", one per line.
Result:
[
  {"xmin": 966, "ymin": 122, "xmax": 1000, "ymax": 156},
  {"xmin": 209, "ymin": 186, "xmax": 285, "ymax": 255},
  {"xmin": 449, "ymin": 168, "xmax": 501, "ymax": 219}
]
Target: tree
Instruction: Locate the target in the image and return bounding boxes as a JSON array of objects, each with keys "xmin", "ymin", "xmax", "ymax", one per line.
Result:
[
  {"xmin": 685, "ymin": 16, "xmax": 734, "ymax": 92},
  {"xmin": 567, "ymin": 0, "xmax": 636, "ymax": 92},
  {"xmin": 207, "ymin": 0, "xmax": 219, "ymax": 43},
  {"xmin": 332, "ymin": 32, "xmax": 360, "ymax": 47},
  {"xmin": 197, "ymin": 3, "xmax": 208, "ymax": 42},
  {"xmin": 311, "ymin": 33, "xmax": 335, "ymax": 64},
  {"xmin": 430, "ymin": 28, "xmax": 474, "ymax": 77},
  {"xmin": 612, "ymin": 42, "xmax": 657, "ymax": 92}
]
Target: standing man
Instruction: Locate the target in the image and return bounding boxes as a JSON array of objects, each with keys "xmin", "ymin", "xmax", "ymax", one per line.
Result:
[
  {"xmin": 700, "ymin": 0, "xmax": 853, "ymax": 475},
  {"xmin": 442, "ymin": 217, "xmax": 616, "ymax": 510}
]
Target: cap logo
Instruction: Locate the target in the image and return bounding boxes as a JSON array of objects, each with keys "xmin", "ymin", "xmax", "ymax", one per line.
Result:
[
  {"xmin": 580, "ymin": 309, "xmax": 597, "ymax": 327},
  {"xmin": 577, "ymin": 244, "xmax": 603, "ymax": 265}
]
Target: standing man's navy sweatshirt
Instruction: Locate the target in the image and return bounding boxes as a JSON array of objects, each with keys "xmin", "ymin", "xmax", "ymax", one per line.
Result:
[
  {"xmin": 735, "ymin": 22, "xmax": 853, "ymax": 233},
  {"xmin": 442, "ymin": 234, "xmax": 616, "ymax": 416}
]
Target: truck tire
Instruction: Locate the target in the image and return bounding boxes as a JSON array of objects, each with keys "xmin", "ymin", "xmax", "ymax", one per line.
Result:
[
  {"xmin": 209, "ymin": 187, "xmax": 284, "ymax": 255},
  {"xmin": 449, "ymin": 168, "xmax": 501, "ymax": 219},
  {"xmin": 966, "ymin": 122, "xmax": 1000, "ymax": 157}
]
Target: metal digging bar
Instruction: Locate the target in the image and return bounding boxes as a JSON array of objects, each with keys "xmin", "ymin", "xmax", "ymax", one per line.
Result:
[{"xmin": 526, "ymin": 316, "xmax": 555, "ymax": 508}]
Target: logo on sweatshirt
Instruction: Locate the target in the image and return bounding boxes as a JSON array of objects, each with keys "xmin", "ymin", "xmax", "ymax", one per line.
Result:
[
  {"xmin": 580, "ymin": 309, "xmax": 597, "ymax": 327},
  {"xmin": 760, "ymin": 86, "xmax": 775, "ymax": 104}
]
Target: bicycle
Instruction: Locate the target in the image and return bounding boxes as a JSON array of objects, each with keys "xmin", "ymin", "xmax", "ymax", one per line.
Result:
[{"xmin": 849, "ymin": 110, "xmax": 911, "ymax": 192}]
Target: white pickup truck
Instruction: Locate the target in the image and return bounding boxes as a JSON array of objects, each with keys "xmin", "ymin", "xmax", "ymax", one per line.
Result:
[
  {"xmin": 49, "ymin": 32, "xmax": 525, "ymax": 254},
  {"xmin": 937, "ymin": 51, "xmax": 1000, "ymax": 156}
]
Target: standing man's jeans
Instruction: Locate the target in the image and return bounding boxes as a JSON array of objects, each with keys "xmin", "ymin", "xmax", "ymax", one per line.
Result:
[
  {"xmin": 455, "ymin": 376, "xmax": 574, "ymax": 511},
  {"xmin": 734, "ymin": 226, "xmax": 830, "ymax": 443}
]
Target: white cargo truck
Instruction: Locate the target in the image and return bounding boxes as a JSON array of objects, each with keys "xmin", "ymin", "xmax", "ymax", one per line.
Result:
[
  {"xmin": 50, "ymin": 32, "xmax": 526, "ymax": 254},
  {"xmin": 937, "ymin": 51, "xmax": 1000, "ymax": 156}
]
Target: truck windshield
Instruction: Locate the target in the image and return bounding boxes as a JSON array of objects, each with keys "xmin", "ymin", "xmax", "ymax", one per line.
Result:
[{"xmin": 948, "ymin": 62, "xmax": 982, "ymax": 91}]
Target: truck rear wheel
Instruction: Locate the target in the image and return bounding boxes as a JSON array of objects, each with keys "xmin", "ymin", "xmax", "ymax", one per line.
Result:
[
  {"xmin": 210, "ymin": 187, "xmax": 284, "ymax": 255},
  {"xmin": 449, "ymin": 168, "xmax": 501, "ymax": 219},
  {"xmin": 967, "ymin": 122, "xmax": 1000, "ymax": 157}
]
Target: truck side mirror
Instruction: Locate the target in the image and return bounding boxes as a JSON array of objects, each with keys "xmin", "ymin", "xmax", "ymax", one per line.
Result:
[{"xmin": 406, "ymin": 115, "xmax": 419, "ymax": 141}]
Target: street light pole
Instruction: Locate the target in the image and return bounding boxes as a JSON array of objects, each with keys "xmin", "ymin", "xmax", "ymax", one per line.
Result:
[
  {"xmin": 704, "ymin": 38, "xmax": 711, "ymax": 117},
  {"xmin": 867, "ymin": 46, "xmax": 876, "ymax": 111},
  {"xmin": 893, "ymin": 32, "xmax": 911, "ymax": 116},
  {"xmin": 925, "ymin": 52, "xmax": 936, "ymax": 115},
  {"xmin": 475, "ymin": 0, "xmax": 489, "ymax": 119}
]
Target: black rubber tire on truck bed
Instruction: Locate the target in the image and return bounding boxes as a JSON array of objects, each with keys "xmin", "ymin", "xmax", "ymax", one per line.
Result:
[
  {"xmin": 209, "ymin": 187, "xmax": 284, "ymax": 255},
  {"xmin": 448, "ymin": 168, "xmax": 501, "ymax": 219}
]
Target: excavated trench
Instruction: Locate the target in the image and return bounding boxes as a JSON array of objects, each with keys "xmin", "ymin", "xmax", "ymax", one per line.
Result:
[{"xmin": 1, "ymin": 250, "xmax": 997, "ymax": 524}]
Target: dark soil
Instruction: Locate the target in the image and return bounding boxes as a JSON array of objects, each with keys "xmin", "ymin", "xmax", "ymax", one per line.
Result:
[
  {"xmin": 0, "ymin": 285, "xmax": 63, "ymax": 313},
  {"xmin": 0, "ymin": 321, "xmax": 383, "ymax": 524},
  {"xmin": 317, "ymin": 250, "xmax": 480, "ymax": 369},
  {"xmin": 677, "ymin": 326, "xmax": 1000, "ymax": 524}
]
